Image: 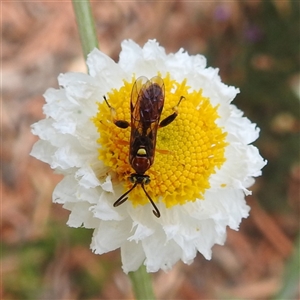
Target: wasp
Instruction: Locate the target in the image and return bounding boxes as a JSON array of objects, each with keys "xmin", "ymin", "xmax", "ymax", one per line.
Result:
[{"xmin": 104, "ymin": 76, "xmax": 184, "ymax": 217}]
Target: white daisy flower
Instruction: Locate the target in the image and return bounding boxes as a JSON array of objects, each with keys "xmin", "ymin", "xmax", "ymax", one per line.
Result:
[{"xmin": 31, "ymin": 40, "xmax": 266, "ymax": 273}]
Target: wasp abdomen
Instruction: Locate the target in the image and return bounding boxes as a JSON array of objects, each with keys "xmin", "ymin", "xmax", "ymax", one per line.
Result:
[{"xmin": 131, "ymin": 150, "xmax": 151, "ymax": 174}]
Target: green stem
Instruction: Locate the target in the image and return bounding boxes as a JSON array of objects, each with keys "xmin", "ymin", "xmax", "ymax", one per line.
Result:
[
  {"xmin": 129, "ymin": 265, "xmax": 156, "ymax": 300},
  {"xmin": 272, "ymin": 233, "xmax": 300, "ymax": 300},
  {"xmin": 72, "ymin": 0, "xmax": 99, "ymax": 61}
]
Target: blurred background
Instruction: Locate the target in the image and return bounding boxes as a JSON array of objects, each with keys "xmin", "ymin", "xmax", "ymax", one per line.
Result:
[{"xmin": 2, "ymin": 1, "xmax": 299, "ymax": 299}]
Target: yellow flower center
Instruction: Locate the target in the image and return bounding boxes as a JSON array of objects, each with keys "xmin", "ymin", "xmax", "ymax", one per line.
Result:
[{"xmin": 93, "ymin": 74, "xmax": 227, "ymax": 208}]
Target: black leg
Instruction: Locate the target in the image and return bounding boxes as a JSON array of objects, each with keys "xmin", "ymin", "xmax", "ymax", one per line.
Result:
[
  {"xmin": 103, "ymin": 96, "xmax": 130, "ymax": 129},
  {"xmin": 159, "ymin": 96, "xmax": 185, "ymax": 128}
]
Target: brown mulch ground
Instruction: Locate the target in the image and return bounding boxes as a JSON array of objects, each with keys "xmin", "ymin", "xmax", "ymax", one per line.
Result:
[{"xmin": 2, "ymin": 1, "xmax": 299, "ymax": 299}]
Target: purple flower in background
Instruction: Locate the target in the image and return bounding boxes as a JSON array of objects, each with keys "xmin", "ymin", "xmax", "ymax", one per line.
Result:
[
  {"xmin": 244, "ymin": 24, "xmax": 264, "ymax": 43},
  {"xmin": 214, "ymin": 4, "xmax": 232, "ymax": 22}
]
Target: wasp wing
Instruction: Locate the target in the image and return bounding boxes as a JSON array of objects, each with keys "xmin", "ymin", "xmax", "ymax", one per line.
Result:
[
  {"xmin": 129, "ymin": 76, "xmax": 165, "ymax": 168},
  {"xmin": 131, "ymin": 76, "xmax": 165, "ymax": 124},
  {"xmin": 130, "ymin": 76, "xmax": 148, "ymax": 113}
]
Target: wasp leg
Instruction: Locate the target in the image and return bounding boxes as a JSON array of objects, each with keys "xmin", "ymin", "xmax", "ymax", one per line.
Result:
[
  {"xmin": 156, "ymin": 149, "xmax": 171, "ymax": 155},
  {"xmin": 113, "ymin": 182, "xmax": 138, "ymax": 207},
  {"xmin": 103, "ymin": 96, "xmax": 130, "ymax": 129},
  {"xmin": 115, "ymin": 139, "xmax": 129, "ymax": 146},
  {"xmin": 159, "ymin": 96, "xmax": 185, "ymax": 128},
  {"xmin": 141, "ymin": 184, "xmax": 161, "ymax": 218}
]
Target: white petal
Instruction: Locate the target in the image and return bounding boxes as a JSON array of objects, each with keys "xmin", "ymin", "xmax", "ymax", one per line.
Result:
[
  {"xmin": 31, "ymin": 118, "xmax": 56, "ymax": 140},
  {"xmin": 53, "ymin": 175, "xmax": 77, "ymax": 204},
  {"xmin": 58, "ymin": 72, "xmax": 99, "ymax": 103},
  {"xmin": 128, "ymin": 222, "xmax": 155, "ymax": 241},
  {"xmin": 91, "ymin": 192, "xmax": 124, "ymax": 221},
  {"xmin": 121, "ymin": 240, "xmax": 145, "ymax": 273},
  {"xmin": 30, "ymin": 140, "xmax": 56, "ymax": 165},
  {"xmin": 142, "ymin": 234, "xmax": 182, "ymax": 272},
  {"xmin": 87, "ymin": 48, "xmax": 126, "ymax": 90},
  {"xmin": 75, "ymin": 166, "xmax": 100, "ymax": 188},
  {"xmin": 226, "ymin": 105, "xmax": 260, "ymax": 144},
  {"xmin": 66, "ymin": 201, "xmax": 98, "ymax": 229},
  {"xmin": 99, "ymin": 174, "xmax": 114, "ymax": 193},
  {"xmin": 91, "ymin": 220, "xmax": 132, "ymax": 254}
]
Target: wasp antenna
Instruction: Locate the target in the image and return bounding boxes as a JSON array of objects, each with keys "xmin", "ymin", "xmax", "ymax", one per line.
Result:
[
  {"xmin": 114, "ymin": 182, "xmax": 138, "ymax": 207},
  {"xmin": 141, "ymin": 184, "xmax": 161, "ymax": 218},
  {"xmin": 152, "ymin": 206, "xmax": 161, "ymax": 218},
  {"xmin": 113, "ymin": 196, "xmax": 128, "ymax": 207}
]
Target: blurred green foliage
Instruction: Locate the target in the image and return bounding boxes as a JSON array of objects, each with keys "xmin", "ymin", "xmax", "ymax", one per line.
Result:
[
  {"xmin": 208, "ymin": 0, "xmax": 300, "ymax": 211},
  {"xmin": 3, "ymin": 225, "xmax": 103, "ymax": 299}
]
